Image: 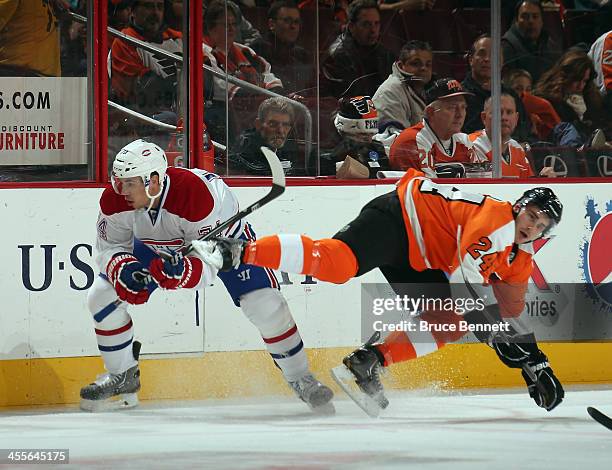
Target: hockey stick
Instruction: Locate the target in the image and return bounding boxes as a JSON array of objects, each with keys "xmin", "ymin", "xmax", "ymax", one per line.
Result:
[
  {"xmin": 587, "ymin": 407, "xmax": 612, "ymax": 431},
  {"xmin": 455, "ymin": 226, "xmax": 546, "ymax": 395},
  {"xmin": 183, "ymin": 146, "xmax": 286, "ymax": 254}
]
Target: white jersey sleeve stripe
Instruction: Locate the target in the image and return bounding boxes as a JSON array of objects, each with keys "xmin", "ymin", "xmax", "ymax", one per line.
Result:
[
  {"xmin": 278, "ymin": 234, "xmax": 305, "ymax": 273},
  {"xmin": 402, "ymin": 177, "xmax": 432, "ymax": 268}
]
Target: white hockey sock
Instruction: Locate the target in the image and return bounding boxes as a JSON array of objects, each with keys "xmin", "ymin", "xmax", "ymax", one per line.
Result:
[
  {"xmin": 94, "ymin": 309, "xmax": 137, "ymax": 374},
  {"xmin": 240, "ymin": 288, "xmax": 309, "ymax": 382},
  {"xmin": 263, "ymin": 324, "xmax": 309, "ymax": 382}
]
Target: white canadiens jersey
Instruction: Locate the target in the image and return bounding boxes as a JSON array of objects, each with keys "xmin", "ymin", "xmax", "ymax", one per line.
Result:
[{"xmin": 95, "ymin": 167, "xmax": 242, "ymax": 289}]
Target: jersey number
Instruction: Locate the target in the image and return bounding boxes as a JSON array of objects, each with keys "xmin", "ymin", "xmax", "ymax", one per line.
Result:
[{"xmin": 467, "ymin": 237, "xmax": 497, "ymax": 272}]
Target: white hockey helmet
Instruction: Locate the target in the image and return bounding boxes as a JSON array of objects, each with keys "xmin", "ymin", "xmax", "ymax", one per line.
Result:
[{"xmin": 111, "ymin": 139, "xmax": 168, "ymax": 203}]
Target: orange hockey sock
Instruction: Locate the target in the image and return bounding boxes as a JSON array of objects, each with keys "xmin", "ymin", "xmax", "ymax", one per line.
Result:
[{"xmin": 375, "ymin": 311, "xmax": 464, "ymax": 366}]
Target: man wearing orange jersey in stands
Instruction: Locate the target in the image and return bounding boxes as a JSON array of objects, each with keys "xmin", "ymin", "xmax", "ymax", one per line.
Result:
[
  {"xmin": 470, "ymin": 93, "xmax": 555, "ymax": 178},
  {"xmin": 204, "ymin": 169, "xmax": 565, "ymax": 415},
  {"xmin": 109, "ymin": 0, "xmax": 182, "ymax": 114},
  {"xmin": 388, "ymin": 78, "xmax": 481, "ymax": 175}
]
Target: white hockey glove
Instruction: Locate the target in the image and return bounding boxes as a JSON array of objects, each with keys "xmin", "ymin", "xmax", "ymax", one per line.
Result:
[{"xmin": 191, "ymin": 238, "xmax": 246, "ymax": 272}]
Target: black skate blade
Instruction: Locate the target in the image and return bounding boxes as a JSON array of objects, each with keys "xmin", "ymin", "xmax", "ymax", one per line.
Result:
[
  {"xmin": 80, "ymin": 393, "xmax": 139, "ymax": 412},
  {"xmin": 587, "ymin": 407, "xmax": 612, "ymax": 431},
  {"xmin": 331, "ymin": 365, "xmax": 384, "ymax": 418}
]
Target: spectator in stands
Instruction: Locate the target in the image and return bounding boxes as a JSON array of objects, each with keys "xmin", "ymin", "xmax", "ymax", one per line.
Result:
[
  {"xmin": 164, "ymin": 0, "xmax": 183, "ymax": 30},
  {"xmin": 203, "ymin": 1, "xmax": 283, "ymax": 144},
  {"xmin": 373, "ymin": 40, "xmax": 431, "ymax": 134},
  {"xmin": 501, "ymin": 0, "xmax": 562, "ymax": 84},
  {"xmin": 60, "ymin": 1, "xmax": 88, "ymax": 77},
  {"xmin": 533, "ymin": 49, "xmax": 606, "ymax": 146},
  {"xmin": 320, "ymin": 0, "xmax": 395, "ymax": 98},
  {"xmin": 588, "ymin": 29, "xmax": 612, "ymax": 137},
  {"xmin": 469, "ymin": 93, "xmax": 555, "ymax": 178},
  {"xmin": 319, "ymin": 96, "xmax": 390, "ymax": 177},
  {"xmin": 389, "ymin": 78, "xmax": 480, "ymax": 174},
  {"xmin": 109, "ymin": 0, "xmax": 133, "ymax": 30},
  {"xmin": 462, "ymin": 34, "xmax": 534, "ymax": 142},
  {"xmin": 109, "ymin": 0, "xmax": 182, "ymax": 115},
  {"xmin": 229, "ymin": 97, "xmax": 301, "ymax": 175},
  {"xmin": 249, "ymin": 1, "xmax": 314, "ymax": 95},
  {"xmin": 203, "ymin": 0, "xmax": 262, "ymax": 46},
  {"xmin": 505, "ymin": 68, "xmax": 561, "ymax": 141},
  {"xmin": 0, "ymin": 0, "xmax": 63, "ymax": 76},
  {"xmin": 203, "ymin": 1, "xmax": 283, "ymax": 101}
]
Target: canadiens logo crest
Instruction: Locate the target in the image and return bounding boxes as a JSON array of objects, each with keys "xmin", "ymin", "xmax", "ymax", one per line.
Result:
[{"xmin": 580, "ymin": 198, "xmax": 612, "ymax": 310}]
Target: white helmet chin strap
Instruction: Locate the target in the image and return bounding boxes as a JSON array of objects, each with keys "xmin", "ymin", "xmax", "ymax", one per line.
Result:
[{"xmin": 143, "ymin": 175, "xmax": 164, "ymax": 212}]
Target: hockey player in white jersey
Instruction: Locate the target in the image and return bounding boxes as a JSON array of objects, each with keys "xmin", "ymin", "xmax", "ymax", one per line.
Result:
[{"xmin": 80, "ymin": 139, "xmax": 333, "ymax": 412}]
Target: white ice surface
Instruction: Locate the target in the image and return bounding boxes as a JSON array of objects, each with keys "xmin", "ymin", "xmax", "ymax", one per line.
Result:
[{"xmin": 1, "ymin": 387, "xmax": 611, "ymax": 469}]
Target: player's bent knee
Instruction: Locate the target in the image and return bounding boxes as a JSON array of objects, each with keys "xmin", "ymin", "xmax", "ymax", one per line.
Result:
[
  {"xmin": 310, "ymin": 239, "xmax": 358, "ymax": 284},
  {"xmin": 87, "ymin": 276, "xmax": 118, "ymax": 316},
  {"xmin": 240, "ymin": 288, "xmax": 293, "ymax": 335}
]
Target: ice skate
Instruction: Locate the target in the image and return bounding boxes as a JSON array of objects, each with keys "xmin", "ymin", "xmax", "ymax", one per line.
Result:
[
  {"xmin": 288, "ymin": 373, "xmax": 335, "ymax": 415},
  {"xmin": 80, "ymin": 342, "xmax": 141, "ymax": 412},
  {"xmin": 331, "ymin": 332, "xmax": 389, "ymax": 418}
]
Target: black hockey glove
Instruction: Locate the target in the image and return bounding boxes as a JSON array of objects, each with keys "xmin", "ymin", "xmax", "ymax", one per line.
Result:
[
  {"xmin": 492, "ymin": 333, "xmax": 564, "ymax": 411},
  {"xmin": 521, "ymin": 358, "xmax": 564, "ymax": 411}
]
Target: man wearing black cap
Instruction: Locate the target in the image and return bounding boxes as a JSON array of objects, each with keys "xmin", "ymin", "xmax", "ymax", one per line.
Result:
[{"xmin": 388, "ymin": 77, "xmax": 482, "ymax": 174}]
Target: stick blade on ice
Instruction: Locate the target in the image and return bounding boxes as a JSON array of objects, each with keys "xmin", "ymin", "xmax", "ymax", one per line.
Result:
[{"xmin": 587, "ymin": 407, "xmax": 612, "ymax": 431}]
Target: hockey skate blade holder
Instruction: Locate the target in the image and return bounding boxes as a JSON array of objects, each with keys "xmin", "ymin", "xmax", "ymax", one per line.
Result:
[
  {"xmin": 331, "ymin": 332, "xmax": 389, "ymax": 418},
  {"xmin": 80, "ymin": 341, "xmax": 142, "ymax": 412},
  {"xmin": 331, "ymin": 364, "xmax": 386, "ymax": 418}
]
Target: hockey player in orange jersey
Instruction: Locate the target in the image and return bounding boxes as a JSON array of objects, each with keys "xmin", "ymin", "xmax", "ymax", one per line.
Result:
[{"xmin": 203, "ymin": 169, "xmax": 564, "ymax": 415}]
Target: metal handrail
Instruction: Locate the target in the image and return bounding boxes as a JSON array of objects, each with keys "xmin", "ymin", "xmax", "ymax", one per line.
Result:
[
  {"xmin": 108, "ymin": 100, "xmax": 226, "ymax": 151},
  {"xmin": 68, "ymin": 11, "xmax": 313, "ymax": 168}
]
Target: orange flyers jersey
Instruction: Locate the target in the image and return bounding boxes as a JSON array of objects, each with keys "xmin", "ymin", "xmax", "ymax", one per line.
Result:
[
  {"xmin": 109, "ymin": 26, "xmax": 182, "ymax": 100},
  {"xmin": 389, "ymin": 120, "xmax": 480, "ymax": 174},
  {"xmin": 469, "ymin": 130, "xmax": 534, "ymax": 178},
  {"xmin": 396, "ymin": 169, "xmax": 533, "ymax": 292},
  {"xmin": 589, "ymin": 31, "xmax": 612, "ymax": 95}
]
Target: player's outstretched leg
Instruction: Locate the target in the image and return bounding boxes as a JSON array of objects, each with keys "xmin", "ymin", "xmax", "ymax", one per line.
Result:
[
  {"xmin": 80, "ymin": 276, "xmax": 141, "ymax": 411},
  {"xmin": 332, "ymin": 332, "xmax": 388, "ymax": 417}
]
